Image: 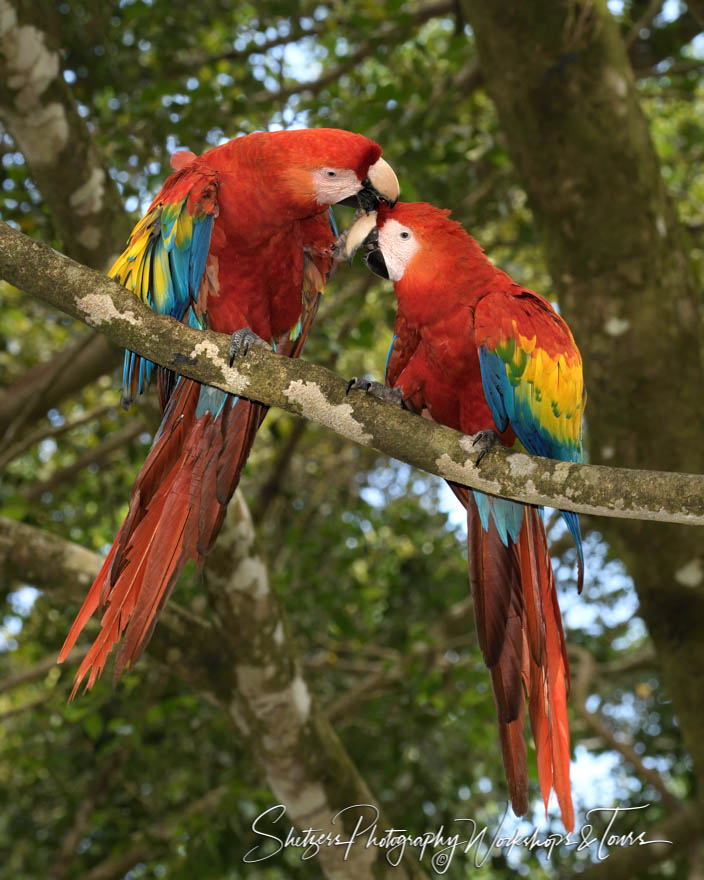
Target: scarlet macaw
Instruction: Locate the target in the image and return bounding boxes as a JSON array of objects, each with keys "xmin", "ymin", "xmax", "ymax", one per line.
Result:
[
  {"xmin": 59, "ymin": 129, "xmax": 399, "ymax": 697},
  {"xmin": 342, "ymin": 202, "xmax": 584, "ymax": 832}
]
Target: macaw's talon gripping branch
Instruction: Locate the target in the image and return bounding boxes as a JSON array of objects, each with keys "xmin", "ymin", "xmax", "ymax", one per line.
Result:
[{"xmin": 57, "ymin": 128, "xmax": 400, "ymax": 699}]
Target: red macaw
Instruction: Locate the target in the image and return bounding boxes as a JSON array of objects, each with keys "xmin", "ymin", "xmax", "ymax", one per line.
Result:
[
  {"xmin": 343, "ymin": 202, "xmax": 585, "ymax": 832},
  {"xmin": 58, "ymin": 129, "xmax": 399, "ymax": 697}
]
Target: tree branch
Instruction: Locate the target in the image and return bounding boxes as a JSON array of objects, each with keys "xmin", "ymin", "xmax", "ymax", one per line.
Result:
[
  {"xmin": 0, "ymin": 693, "xmax": 52, "ymax": 721},
  {"xmin": 177, "ymin": 0, "xmax": 455, "ymax": 73},
  {"xmin": 0, "ymin": 514, "xmax": 100, "ymax": 597},
  {"xmin": 577, "ymin": 703, "xmax": 680, "ymax": 812},
  {"xmin": 2, "ymin": 221, "xmax": 703, "ymax": 526},
  {"xmin": 0, "ymin": 506, "xmax": 429, "ymax": 880},
  {"xmin": 624, "ymin": 0, "xmax": 664, "ymax": 50},
  {"xmin": 0, "ymin": 329, "xmax": 121, "ymax": 443},
  {"xmin": 50, "ymin": 749, "xmax": 129, "ymax": 880},
  {"xmin": 78, "ymin": 785, "xmax": 229, "ymax": 880},
  {"xmin": 0, "ymin": 645, "xmax": 89, "ymax": 695},
  {"xmin": 251, "ymin": 1, "xmax": 456, "ymax": 104},
  {"xmin": 202, "ymin": 492, "xmax": 427, "ymax": 879},
  {"xmin": 0, "ymin": 402, "xmax": 118, "ymax": 470},
  {"xmin": 570, "ymin": 645, "xmax": 679, "ymax": 812},
  {"xmin": 0, "ymin": 0, "xmax": 131, "ymax": 444},
  {"xmin": 21, "ymin": 418, "xmax": 146, "ymax": 502},
  {"xmin": 576, "ymin": 801, "xmax": 702, "ymax": 880}
]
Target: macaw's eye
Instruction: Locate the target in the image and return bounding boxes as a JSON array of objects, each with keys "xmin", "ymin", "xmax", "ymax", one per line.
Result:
[
  {"xmin": 400, "ymin": 231, "xmax": 411, "ymax": 240},
  {"xmin": 326, "ymin": 170, "xmax": 337, "ymax": 178}
]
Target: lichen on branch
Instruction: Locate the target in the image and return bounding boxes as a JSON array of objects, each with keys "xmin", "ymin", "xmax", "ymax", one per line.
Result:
[{"xmin": 1, "ymin": 219, "xmax": 703, "ymax": 526}]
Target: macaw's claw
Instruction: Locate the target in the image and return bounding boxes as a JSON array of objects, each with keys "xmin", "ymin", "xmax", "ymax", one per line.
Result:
[
  {"xmin": 228, "ymin": 328, "xmax": 272, "ymax": 365},
  {"xmin": 346, "ymin": 377, "xmax": 405, "ymax": 407},
  {"xmin": 346, "ymin": 376, "xmax": 369, "ymax": 394},
  {"xmin": 470, "ymin": 428, "xmax": 500, "ymax": 465}
]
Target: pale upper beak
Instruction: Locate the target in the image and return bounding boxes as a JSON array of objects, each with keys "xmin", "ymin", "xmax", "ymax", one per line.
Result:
[
  {"xmin": 365, "ymin": 158, "xmax": 399, "ymax": 206},
  {"xmin": 333, "ymin": 210, "xmax": 378, "ymax": 262}
]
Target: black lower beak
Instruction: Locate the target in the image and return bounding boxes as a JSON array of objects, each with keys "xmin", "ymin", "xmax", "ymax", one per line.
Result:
[
  {"xmin": 337, "ymin": 195, "xmax": 362, "ymax": 208},
  {"xmin": 357, "ymin": 183, "xmax": 381, "ymax": 213},
  {"xmin": 338, "ymin": 180, "xmax": 396, "ymax": 213},
  {"xmin": 335, "ymin": 188, "xmax": 380, "ymax": 212},
  {"xmin": 364, "ymin": 248, "xmax": 389, "ymax": 279},
  {"xmin": 363, "ymin": 230, "xmax": 389, "ymax": 279}
]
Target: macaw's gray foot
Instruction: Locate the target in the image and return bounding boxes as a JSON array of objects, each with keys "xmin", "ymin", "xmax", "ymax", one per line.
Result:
[
  {"xmin": 470, "ymin": 428, "xmax": 500, "ymax": 465},
  {"xmin": 346, "ymin": 377, "xmax": 405, "ymax": 407},
  {"xmin": 228, "ymin": 328, "xmax": 272, "ymax": 365}
]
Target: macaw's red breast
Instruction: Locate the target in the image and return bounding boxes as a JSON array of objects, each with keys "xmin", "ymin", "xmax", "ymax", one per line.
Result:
[
  {"xmin": 205, "ymin": 220, "xmax": 310, "ymax": 339},
  {"xmin": 188, "ymin": 130, "xmax": 378, "ymax": 339},
  {"xmin": 386, "ymin": 307, "xmax": 517, "ymax": 443},
  {"xmin": 204, "ymin": 207, "xmax": 336, "ymax": 340}
]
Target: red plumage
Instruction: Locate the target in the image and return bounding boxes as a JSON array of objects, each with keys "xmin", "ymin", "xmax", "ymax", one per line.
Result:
[
  {"xmin": 59, "ymin": 129, "xmax": 393, "ymax": 696},
  {"xmin": 373, "ymin": 201, "xmax": 584, "ymax": 831}
]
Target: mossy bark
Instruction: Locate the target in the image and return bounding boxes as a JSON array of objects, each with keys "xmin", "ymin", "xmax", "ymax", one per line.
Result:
[
  {"xmin": 463, "ymin": 0, "xmax": 704, "ymax": 787},
  {"xmin": 2, "ymin": 219, "xmax": 704, "ymax": 524},
  {"xmin": 0, "ymin": 0, "xmax": 131, "ymax": 269},
  {"xmin": 0, "ymin": 0, "xmax": 129, "ymax": 441}
]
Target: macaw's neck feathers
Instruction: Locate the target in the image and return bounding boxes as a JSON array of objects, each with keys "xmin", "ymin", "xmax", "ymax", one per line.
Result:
[{"xmin": 461, "ymin": 490, "xmax": 574, "ymax": 832}]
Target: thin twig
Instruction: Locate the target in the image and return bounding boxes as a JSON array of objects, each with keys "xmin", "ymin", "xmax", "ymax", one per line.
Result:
[
  {"xmin": 0, "ymin": 645, "xmax": 90, "ymax": 695},
  {"xmin": 22, "ymin": 420, "xmax": 146, "ymax": 502},
  {"xmin": 0, "ymin": 402, "xmax": 118, "ymax": 471},
  {"xmin": 624, "ymin": 0, "xmax": 664, "ymax": 51},
  {"xmin": 570, "ymin": 645, "xmax": 679, "ymax": 812}
]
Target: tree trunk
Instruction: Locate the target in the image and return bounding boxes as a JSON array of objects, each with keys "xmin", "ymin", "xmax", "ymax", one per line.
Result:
[
  {"xmin": 463, "ymin": 0, "xmax": 704, "ymax": 788},
  {"xmin": 0, "ymin": 0, "xmax": 131, "ymax": 269}
]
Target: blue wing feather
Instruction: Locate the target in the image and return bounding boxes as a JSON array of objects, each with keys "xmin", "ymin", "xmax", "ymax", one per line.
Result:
[
  {"xmin": 111, "ymin": 186, "xmax": 216, "ymax": 404},
  {"xmin": 475, "ymin": 295, "xmax": 585, "ymax": 583},
  {"xmin": 384, "ymin": 334, "xmax": 398, "ymax": 383}
]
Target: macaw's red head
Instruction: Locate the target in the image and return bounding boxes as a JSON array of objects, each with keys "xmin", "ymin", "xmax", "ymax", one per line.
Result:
[
  {"xmin": 232, "ymin": 128, "xmax": 399, "ymax": 216},
  {"xmin": 340, "ymin": 200, "xmax": 472, "ymax": 284}
]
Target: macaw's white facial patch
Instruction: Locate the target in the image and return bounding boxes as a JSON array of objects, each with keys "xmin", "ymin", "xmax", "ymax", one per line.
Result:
[
  {"xmin": 378, "ymin": 218, "xmax": 420, "ymax": 281},
  {"xmin": 311, "ymin": 167, "xmax": 362, "ymax": 204}
]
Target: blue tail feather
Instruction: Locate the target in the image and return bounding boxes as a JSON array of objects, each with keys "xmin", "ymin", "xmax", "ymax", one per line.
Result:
[
  {"xmin": 195, "ymin": 385, "xmax": 232, "ymax": 419},
  {"xmin": 472, "ymin": 490, "xmax": 525, "ymax": 546}
]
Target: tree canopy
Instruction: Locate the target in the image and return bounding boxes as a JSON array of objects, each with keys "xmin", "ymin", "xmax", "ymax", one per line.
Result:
[{"xmin": 1, "ymin": 1, "xmax": 703, "ymax": 878}]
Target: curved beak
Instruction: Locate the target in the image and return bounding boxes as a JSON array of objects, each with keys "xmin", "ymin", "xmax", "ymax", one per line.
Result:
[
  {"xmin": 336, "ymin": 157, "xmax": 400, "ymax": 211},
  {"xmin": 334, "ymin": 211, "xmax": 378, "ymax": 262},
  {"xmin": 333, "ymin": 210, "xmax": 377, "ymax": 263},
  {"xmin": 364, "ymin": 157, "xmax": 399, "ymax": 207},
  {"xmin": 332, "ymin": 209, "xmax": 389, "ymax": 279}
]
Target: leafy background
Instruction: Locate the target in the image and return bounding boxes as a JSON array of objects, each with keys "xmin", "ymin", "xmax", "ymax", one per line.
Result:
[{"xmin": 1, "ymin": 1, "xmax": 703, "ymax": 878}]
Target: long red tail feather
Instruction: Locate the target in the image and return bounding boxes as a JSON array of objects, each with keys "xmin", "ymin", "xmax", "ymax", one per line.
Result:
[
  {"xmin": 58, "ymin": 378, "xmax": 264, "ymax": 697},
  {"xmin": 525, "ymin": 508, "xmax": 573, "ymax": 831},
  {"xmin": 462, "ymin": 489, "xmax": 573, "ymax": 832},
  {"xmin": 58, "ymin": 212, "xmax": 332, "ymax": 697}
]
